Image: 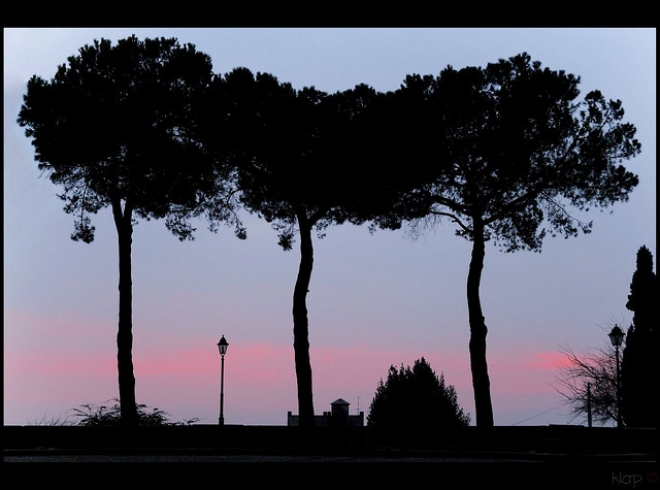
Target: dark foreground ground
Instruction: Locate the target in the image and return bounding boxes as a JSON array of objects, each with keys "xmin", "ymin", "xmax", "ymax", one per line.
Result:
[{"xmin": 3, "ymin": 425, "xmax": 657, "ymax": 486}]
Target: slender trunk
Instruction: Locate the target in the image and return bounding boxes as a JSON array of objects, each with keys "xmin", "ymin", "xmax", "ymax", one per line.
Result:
[
  {"xmin": 293, "ymin": 212, "xmax": 315, "ymax": 427},
  {"xmin": 467, "ymin": 219, "xmax": 494, "ymax": 427},
  {"xmin": 112, "ymin": 200, "xmax": 138, "ymax": 426}
]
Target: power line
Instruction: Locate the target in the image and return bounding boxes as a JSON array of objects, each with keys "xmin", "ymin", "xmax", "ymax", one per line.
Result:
[{"xmin": 511, "ymin": 404, "xmax": 565, "ymax": 426}]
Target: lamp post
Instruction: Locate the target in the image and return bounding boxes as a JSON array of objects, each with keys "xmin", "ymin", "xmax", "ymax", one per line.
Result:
[
  {"xmin": 608, "ymin": 325, "xmax": 625, "ymax": 429},
  {"xmin": 217, "ymin": 335, "xmax": 229, "ymax": 426}
]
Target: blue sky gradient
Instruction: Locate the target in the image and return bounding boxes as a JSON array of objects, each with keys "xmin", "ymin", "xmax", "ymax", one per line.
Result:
[{"xmin": 4, "ymin": 28, "xmax": 656, "ymax": 426}]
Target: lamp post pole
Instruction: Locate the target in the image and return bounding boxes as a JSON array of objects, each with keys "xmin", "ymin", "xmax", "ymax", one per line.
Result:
[
  {"xmin": 217, "ymin": 335, "xmax": 229, "ymax": 426},
  {"xmin": 608, "ymin": 325, "xmax": 625, "ymax": 429},
  {"xmin": 587, "ymin": 382, "xmax": 592, "ymax": 428}
]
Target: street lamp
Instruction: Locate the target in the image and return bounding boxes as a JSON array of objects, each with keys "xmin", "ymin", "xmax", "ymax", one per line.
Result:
[
  {"xmin": 217, "ymin": 335, "xmax": 229, "ymax": 426},
  {"xmin": 608, "ymin": 325, "xmax": 625, "ymax": 429}
]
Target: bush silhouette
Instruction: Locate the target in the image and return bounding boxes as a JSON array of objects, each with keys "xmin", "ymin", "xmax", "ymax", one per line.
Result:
[
  {"xmin": 368, "ymin": 357, "xmax": 470, "ymax": 428},
  {"xmin": 72, "ymin": 399, "xmax": 198, "ymax": 426}
]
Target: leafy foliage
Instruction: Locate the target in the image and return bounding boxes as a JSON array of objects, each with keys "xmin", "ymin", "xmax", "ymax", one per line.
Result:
[
  {"xmin": 72, "ymin": 399, "xmax": 199, "ymax": 426},
  {"xmin": 398, "ymin": 52, "xmax": 640, "ymax": 253},
  {"xmin": 220, "ymin": 69, "xmax": 423, "ymax": 250},
  {"xmin": 17, "ymin": 35, "xmax": 226, "ymax": 243},
  {"xmin": 368, "ymin": 357, "xmax": 470, "ymax": 428}
]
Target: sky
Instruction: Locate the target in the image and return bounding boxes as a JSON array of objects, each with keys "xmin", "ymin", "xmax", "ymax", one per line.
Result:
[{"xmin": 3, "ymin": 27, "xmax": 656, "ymax": 427}]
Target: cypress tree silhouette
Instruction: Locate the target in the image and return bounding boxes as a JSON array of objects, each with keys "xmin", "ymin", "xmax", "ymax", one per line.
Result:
[{"xmin": 621, "ymin": 245, "xmax": 659, "ymax": 427}]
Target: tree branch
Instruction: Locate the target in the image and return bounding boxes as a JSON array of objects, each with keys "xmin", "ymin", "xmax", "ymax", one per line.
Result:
[{"xmin": 429, "ymin": 209, "xmax": 472, "ymax": 234}]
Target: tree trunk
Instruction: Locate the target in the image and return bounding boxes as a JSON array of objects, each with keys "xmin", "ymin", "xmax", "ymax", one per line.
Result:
[
  {"xmin": 113, "ymin": 200, "xmax": 138, "ymax": 427},
  {"xmin": 466, "ymin": 220, "xmax": 494, "ymax": 427},
  {"xmin": 293, "ymin": 212, "xmax": 315, "ymax": 427}
]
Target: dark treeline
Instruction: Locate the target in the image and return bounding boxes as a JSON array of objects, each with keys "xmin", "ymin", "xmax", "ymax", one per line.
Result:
[{"xmin": 17, "ymin": 36, "xmax": 641, "ymax": 427}]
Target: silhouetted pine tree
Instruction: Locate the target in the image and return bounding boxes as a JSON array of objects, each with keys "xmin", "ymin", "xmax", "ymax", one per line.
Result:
[
  {"xmin": 17, "ymin": 36, "xmax": 225, "ymax": 426},
  {"xmin": 389, "ymin": 53, "xmax": 640, "ymax": 427},
  {"xmin": 621, "ymin": 245, "xmax": 659, "ymax": 428}
]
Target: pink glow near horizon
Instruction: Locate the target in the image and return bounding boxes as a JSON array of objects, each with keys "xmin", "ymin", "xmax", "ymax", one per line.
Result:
[
  {"xmin": 4, "ymin": 306, "xmax": 568, "ymax": 426},
  {"xmin": 5, "ymin": 320, "xmax": 568, "ymax": 425}
]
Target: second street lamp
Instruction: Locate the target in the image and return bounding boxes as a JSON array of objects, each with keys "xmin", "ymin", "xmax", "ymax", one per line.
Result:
[
  {"xmin": 608, "ymin": 325, "xmax": 625, "ymax": 429},
  {"xmin": 217, "ymin": 335, "xmax": 229, "ymax": 426}
]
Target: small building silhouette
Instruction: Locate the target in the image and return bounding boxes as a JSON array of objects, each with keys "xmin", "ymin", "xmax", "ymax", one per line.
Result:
[{"xmin": 287, "ymin": 398, "xmax": 364, "ymax": 427}]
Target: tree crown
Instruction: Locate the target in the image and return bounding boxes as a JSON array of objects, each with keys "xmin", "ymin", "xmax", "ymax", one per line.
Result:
[
  {"xmin": 17, "ymin": 35, "xmax": 222, "ymax": 242},
  {"xmin": 396, "ymin": 52, "xmax": 641, "ymax": 252},
  {"xmin": 226, "ymin": 70, "xmax": 414, "ymax": 250}
]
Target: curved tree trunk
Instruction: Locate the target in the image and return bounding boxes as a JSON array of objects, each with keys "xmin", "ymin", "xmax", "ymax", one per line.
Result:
[
  {"xmin": 293, "ymin": 211, "xmax": 315, "ymax": 427},
  {"xmin": 467, "ymin": 219, "xmax": 494, "ymax": 427},
  {"xmin": 113, "ymin": 200, "xmax": 138, "ymax": 427}
]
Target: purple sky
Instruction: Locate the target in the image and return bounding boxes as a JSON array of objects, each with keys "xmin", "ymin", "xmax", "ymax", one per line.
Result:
[{"xmin": 4, "ymin": 28, "xmax": 656, "ymax": 426}]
